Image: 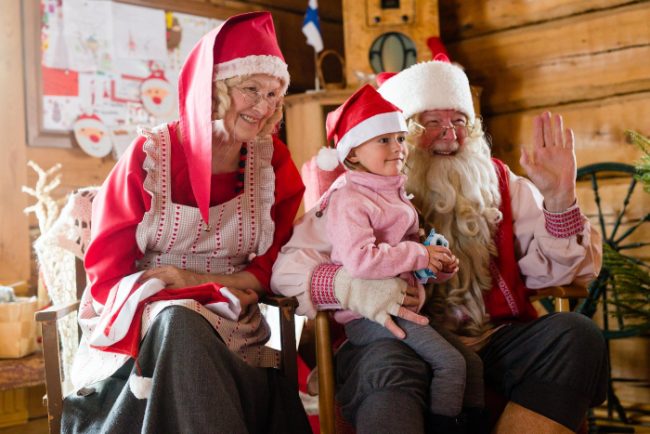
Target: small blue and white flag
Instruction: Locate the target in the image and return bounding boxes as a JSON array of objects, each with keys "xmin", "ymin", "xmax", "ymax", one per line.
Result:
[{"xmin": 302, "ymin": 0, "xmax": 323, "ymax": 53}]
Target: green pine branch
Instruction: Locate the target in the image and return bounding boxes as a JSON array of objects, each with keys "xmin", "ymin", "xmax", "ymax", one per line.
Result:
[
  {"xmin": 603, "ymin": 243, "xmax": 650, "ymax": 329},
  {"xmin": 626, "ymin": 129, "xmax": 650, "ymax": 194}
]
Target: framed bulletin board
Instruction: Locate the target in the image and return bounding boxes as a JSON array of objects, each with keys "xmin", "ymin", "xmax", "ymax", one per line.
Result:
[{"xmin": 22, "ymin": 0, "xmax": 247, "ymax": 152}]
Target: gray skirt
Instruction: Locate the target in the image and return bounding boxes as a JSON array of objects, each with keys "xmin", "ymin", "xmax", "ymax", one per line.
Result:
[{"xmin": 62, "ymin": 306, "xmax": 311, "ymax": 434}]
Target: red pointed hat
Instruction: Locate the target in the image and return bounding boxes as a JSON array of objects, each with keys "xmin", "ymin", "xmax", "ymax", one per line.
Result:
[
  {"xmin": 325, "ymin": 84, "xmax": 407, "ymax": 163},
  {"xmin": 178, "ymin": 12, "xmax": 289, "ymax": 224},
  {"xmin": 375, "ymin": 72, "xmax": 397, "ymax": 87}
]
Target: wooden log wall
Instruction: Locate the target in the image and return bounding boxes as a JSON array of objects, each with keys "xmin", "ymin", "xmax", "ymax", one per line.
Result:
[
  {"xmin": 0, "ymin": 0, "xmax": 31, "ymax": 285},
  {"xmin": 440, "ymin": 0, "xmax": 650, "ymax": 172},
  {"xmin": 1, "ymin": 0, "xmax": 342, "ymax": 285}
]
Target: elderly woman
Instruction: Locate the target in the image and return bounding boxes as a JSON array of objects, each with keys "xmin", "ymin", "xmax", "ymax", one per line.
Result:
[{"xmin": 62, "ymin": 12, "xmax": 309, "ymax": 434}]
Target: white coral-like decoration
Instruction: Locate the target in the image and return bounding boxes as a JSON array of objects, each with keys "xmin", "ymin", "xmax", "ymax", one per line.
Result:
[{"xmin": 23, "ymin": 161, "xmax": 79, "ymax": 395}]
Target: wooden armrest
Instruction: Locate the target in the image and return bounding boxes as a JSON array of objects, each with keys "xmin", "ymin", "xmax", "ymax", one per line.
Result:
[
  {"xmin": 315, "ymin": 311, "xmax": 336, "ymax": 434},
  {"xmin": 532, "ymin": 283, "xmax": 588, "ymax": 300},
  {"xmin": 260, "ymin": 295, "xmax": 299, "ymax": 389},
  {"xmin": 35, "ymin": 300, "xmax": 80, "ymax": 322},
  {"xmin": 261, "ymin": 295, "xmax": 298, "ymax": 311}
]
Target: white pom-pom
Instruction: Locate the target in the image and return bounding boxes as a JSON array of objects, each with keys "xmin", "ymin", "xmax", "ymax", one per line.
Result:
[
  {"xmin": 316, "ymin": 147, "xmax": 340, "ymax": 171},
  {"xmin": 129, "ymin": 374, "xmax": 153, "ymax": 399}
]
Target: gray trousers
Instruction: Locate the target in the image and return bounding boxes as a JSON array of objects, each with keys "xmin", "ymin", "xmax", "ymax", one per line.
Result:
[
  {"xmin": 345, "ymin": 317, "xmax": 484, "ymax": 416},
  {"xmin": 336, "ymin": 312, "xmax": 608, "ymax": 434},
  {"xmin": 62, "ymin": 306, "xmax": 311, "ymax": 434}
]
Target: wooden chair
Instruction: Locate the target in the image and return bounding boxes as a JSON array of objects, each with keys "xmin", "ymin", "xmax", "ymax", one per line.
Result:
[
  {"xmin": 35, "ymin": 256, "xmax": 300, "ymax": 434},
  {"xmin": 313, "ymin": 283, "xmax": 588, "ymax": 434}
]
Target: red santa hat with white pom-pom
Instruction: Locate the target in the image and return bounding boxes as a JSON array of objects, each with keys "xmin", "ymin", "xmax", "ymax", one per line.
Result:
[{"xmin": 317, "ymin": 84, "xmax": 407, "ymax": 170}]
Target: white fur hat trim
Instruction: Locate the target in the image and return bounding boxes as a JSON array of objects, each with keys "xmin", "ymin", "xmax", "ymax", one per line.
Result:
[
  {"xmin": 213, "ymin": 55, "xmax": 290, "ymax": 94},
  {"xmin": 335, "ymin": 112, "xmax": 408, "ymax": 163},
  {"xmin": 378, "ymin": 60, "xmax": 475, "ymax": 121},
  {"xmin": 316, "ymin": 147, "xmax": 340, "ymax": 171}
]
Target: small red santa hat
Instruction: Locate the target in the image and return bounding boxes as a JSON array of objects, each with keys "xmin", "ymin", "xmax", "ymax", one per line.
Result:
[
  {"xmin": 378, "ymin": 59, "xmax": 475, "ymax": 122},
  {"xmin": 76, "ymin": 113, "xmax": 104, "ymax": 125},
  {"xmin": 317, "ymin": 84, "xmax": 407, "ymax": 170},
  {"xmin": 141, "ymin": 70, "xmax": 169, "ymax": 90},
  {"xmin": 178, "ymin": 12, "xmax": 289, "ymax": 224}
]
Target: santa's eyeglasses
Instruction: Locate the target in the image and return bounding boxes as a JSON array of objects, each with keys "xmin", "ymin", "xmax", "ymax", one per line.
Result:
[
  {"xmin": 234, "ymin": 86, "xmax": 282, "ymax": 109},
  {"xmin": 422, "ymin": 120, "xmax": 470, "ymax": 138}
]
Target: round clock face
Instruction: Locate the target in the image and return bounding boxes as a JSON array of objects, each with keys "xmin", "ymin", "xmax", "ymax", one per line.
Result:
[{"xmin": 369, "ymin": 32, "xmax": 417, "ymax": 73}]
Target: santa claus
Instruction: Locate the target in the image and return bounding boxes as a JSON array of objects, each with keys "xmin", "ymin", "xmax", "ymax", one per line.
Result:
[
  {"xmin": 73, "ymin": 113, "xmax": 112, "ymax": 158},
  {"xmin": 272, "ymin": 60, "xmax": 607, "ymax": 433}
]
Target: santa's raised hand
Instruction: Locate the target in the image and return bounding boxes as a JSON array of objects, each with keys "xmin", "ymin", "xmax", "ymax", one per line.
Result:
[{"xmin": 520, "ymin": 111, "xmax": 577, "ymax": 212}]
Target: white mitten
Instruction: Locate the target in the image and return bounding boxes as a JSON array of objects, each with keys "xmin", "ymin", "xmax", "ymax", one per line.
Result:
[{"xmin": 333, "ymin": 268, "xmax": 406, "ymax": 326}]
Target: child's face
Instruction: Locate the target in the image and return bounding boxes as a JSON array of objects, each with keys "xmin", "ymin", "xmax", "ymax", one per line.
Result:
[{"xmin": 347, "ymin": 132, "xmax": 408, "ymax": 176}]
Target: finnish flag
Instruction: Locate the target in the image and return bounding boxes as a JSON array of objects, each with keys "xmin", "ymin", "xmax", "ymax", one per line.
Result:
[{"xmin": 302, "ymin": 0, "xmax": 323, "ymax": 53}]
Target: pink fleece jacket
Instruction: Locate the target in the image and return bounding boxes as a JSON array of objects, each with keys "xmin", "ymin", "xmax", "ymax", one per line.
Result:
[{"xmin": 327, "ymin": 171, "xmax": 429, "ymax": 279}]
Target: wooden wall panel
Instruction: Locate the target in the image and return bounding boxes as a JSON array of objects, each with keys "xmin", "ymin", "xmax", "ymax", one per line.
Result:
[
  {"xmin": 25, "ymin": 148, "xmax": 115, "ymax": 194},
  {"xmin": 440, "ymin": 0, "xmax": 639, "ymax": 40},
  {"xmin": 487, "ymin": 91, "xmax": 650, "ymax": 171},
  {"xmin": 448, "ymin": 3, "xmax": 650, "ymax": 114},
  {"xmin": 0, "ymin": 0, "xmax": 31, "ymax": 283},
  {"xmin": 228, "ymin": 0, "xmax": 343, "ymax": 21}
]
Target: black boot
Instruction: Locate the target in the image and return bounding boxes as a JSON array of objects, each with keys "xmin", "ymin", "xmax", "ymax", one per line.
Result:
[
  {"xmin": 426, "ymin": 412, "xmax": 468, "ymax": 434},
  {"xmin": 465, "ymin": 407, "xmax": 489, "ymax": 434}
]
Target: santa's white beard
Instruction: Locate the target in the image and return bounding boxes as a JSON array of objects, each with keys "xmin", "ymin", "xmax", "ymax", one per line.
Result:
[{"xmin": 406, "ymin": 134, "xmax": 502, "ymax": 336}]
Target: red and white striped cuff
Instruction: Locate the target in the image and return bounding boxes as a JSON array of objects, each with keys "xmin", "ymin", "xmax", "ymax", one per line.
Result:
[
  {"xmin": 310, "ymin": 263, "xmax": 342, "ymax": 310},
  {"xmin": 543, "ymin": 203, "xmax": 584, "ymax": 238}
]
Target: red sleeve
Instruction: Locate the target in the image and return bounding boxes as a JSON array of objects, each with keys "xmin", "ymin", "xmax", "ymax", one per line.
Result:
[
  {"xmin": 84, "ymin": 136, "xmax": 151, "ymax": 305},
  {"xmin": 245, "ymin": 136, "xmax": 305, "ymax": 293}
]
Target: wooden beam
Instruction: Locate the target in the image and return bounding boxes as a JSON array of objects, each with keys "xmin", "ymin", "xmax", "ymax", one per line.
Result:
[
  {"xmin": 0, "ymin": 0, "xmax": 30, "ymax": 283},
  {"xmin": 487, "ymin": 91, "xmax": 650, "ymax": 171},
  {"xmin": 449, "ymin": 3, "xmax": 650, "ymax": 71},
  {"xmin": 440, "ymin": 0, "xmax": 638, "ymax": 40},
  {"xmin": 225, "ymin": 0, "xmax": 343, "ymax": 22},
  {"xmin": 26, "ymin": 148, "xmax": 115, "ymax": 194},
  {"xmin": 448, "ymin": 3, "xmax": 650, "ymax": 114}
]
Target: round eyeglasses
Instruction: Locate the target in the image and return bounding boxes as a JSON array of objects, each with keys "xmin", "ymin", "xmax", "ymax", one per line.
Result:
[
  {"xmin": 423, "ymin": 122, "xmax": 470, "ymax": 139},
  {"xmin": 234, "ymin": 86, "xmax": 282, "ymax": 109}
]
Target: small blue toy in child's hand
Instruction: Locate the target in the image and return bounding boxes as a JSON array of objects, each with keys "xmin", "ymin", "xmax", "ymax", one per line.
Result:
[{"xmin": 414, "ymin": 229, "xmax": 449, "ymax": 283}]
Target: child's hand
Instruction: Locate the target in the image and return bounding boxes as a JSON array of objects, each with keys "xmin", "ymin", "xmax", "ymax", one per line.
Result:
[
  {"xmin": 226, "ymin": 287, "xmax": 259, "ymax": 313},
  {"xmin": 440, "ymin": 253, "xmax": 459, "ymax": 275},
  {"xmin": 425, "ymin": 245, "xmax": 455, "ymax": 273}
]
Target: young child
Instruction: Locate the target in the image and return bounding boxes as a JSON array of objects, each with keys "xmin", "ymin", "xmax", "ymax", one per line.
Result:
[{"xmin": 318, "ymin": 84, "xmax": 483, "ymax": 422}]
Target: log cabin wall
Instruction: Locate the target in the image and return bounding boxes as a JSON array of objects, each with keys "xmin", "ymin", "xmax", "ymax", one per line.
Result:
[
  {"xmin": 440, "ymin": 0, "xmax": 650, "ymax": 407},
  {"xmin": 441, "ymin": 0, "xmax": 650, "ymax": 266},
  {"xmin": 0, "ymin": 0, "xmax": 342, "ymax": 285}
]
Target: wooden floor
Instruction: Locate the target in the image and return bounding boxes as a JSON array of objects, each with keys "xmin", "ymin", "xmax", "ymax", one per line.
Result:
[{"xmin": 0, "ymin": 417, "xmax": 47, "ymax": 434}]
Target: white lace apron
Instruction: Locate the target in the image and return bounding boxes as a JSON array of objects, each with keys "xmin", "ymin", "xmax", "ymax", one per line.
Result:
[{"xmin": 72, "ymin": 124, "xmax": 278, "ymax": 389}]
